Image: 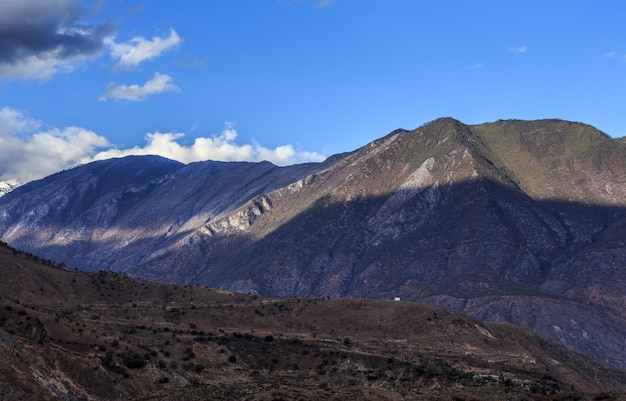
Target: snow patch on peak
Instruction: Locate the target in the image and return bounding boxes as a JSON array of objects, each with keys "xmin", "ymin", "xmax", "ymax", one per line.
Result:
[{"xmin": 0, "ymin": 181, "xmax": 18, "ymax": 197}]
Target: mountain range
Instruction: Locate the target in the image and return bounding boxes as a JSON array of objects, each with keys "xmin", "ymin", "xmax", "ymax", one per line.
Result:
[{"xmin": 1, "ymin": 117, "xmax": 626, "ymax": 373}]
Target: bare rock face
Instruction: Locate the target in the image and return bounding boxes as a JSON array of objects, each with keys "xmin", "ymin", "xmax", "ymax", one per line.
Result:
[{"xmin": 1, "ymin": 118, "xmax": 626, "ymax": 372}]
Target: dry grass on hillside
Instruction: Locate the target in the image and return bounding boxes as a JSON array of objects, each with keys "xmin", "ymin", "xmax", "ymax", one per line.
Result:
[{"xmin": 1, "ymin": 243, "xmax": 626, "ymax": 400}]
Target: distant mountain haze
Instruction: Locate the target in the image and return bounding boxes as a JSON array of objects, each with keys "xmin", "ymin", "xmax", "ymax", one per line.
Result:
[{"xmin": 1, "ymin": 118, "xmax": 626, "ymax": 371}]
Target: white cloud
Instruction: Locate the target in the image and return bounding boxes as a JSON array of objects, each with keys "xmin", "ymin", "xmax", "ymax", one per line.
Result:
[
  {"xmin": 0, "ymin": 109, "xmax": 325, "ymax": 185},
  {"xmin": 98, "ymin": 73, "xmax": 181, "ymax": 102},
  {"xmin": 0, "ymin": 107, "xmax": 109, "ymax": 184},
  {"xmin": 509, "ymin": 45, "xmax": 528, "ymax": 54},
  {"xmin": 0, "ymin": 0, "xmax": 113, "ymax": 81},
  {"xmin": 0, "ymin": 107, "xmax": 42, "ymax": 134},
  {"xmin": 92, "ymin": 124, "xmax": 326, "ymax": 166},
  {"xmin": 107, "ymin": 28, "xmax": 181, "ymax": 69},
  {"xmin": 0, "ymin": 4, "xmax": 182, "ymax": 80},
  {"xmin": 0, "ymin": 52, "xmax": 81, "ymax": 81}
]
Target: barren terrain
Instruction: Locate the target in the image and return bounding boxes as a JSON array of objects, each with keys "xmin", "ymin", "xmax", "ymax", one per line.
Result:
[{"xmin": 1, "ymin": 243, "xmax": 625, "ymax": 400}]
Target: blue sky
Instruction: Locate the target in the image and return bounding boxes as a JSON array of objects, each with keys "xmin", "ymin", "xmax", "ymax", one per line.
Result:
[{"xmin": 1, "ymin": 0, "xmax": 626, "ymax": 184}]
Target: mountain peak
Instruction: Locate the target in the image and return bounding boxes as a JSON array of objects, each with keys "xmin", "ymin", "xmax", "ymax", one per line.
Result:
[{"xmin": 470, "ymin": 119, "xmax": 626, "ymax": 203}]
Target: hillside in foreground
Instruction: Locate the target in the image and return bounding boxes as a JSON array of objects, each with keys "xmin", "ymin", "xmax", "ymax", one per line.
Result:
[{"xmin": 1, "ymin": 242, "xmax": 625, "ymax": 400}]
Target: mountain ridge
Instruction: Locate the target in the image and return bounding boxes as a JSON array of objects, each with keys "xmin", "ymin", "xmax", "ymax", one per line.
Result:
[{"xmin": 1, "ymin": 117, "xmax": 626, "ymax": 372}]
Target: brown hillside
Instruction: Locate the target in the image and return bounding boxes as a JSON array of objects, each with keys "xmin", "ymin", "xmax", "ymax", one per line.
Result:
[{"xmin": 0, "ymin": 243, "xmax": 625, "ymax": 400}]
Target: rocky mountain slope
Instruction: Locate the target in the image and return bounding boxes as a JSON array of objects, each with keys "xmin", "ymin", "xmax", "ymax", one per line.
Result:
[
  {"xmin": 1, "ymin": 242, "xmax": 625, "ymax": 400},
  {"xmin": 0, "ymin": 154, "xmax": 339, "ymax": 273},
  {"xmin": 1, "ymin": 118, "xmax": 626, "ymax": 372}
]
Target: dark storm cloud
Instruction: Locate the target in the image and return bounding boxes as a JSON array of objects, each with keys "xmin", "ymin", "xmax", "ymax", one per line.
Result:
[{"xmin": 0, "ymin": 0, "xmax": 113, "ymax": 78}]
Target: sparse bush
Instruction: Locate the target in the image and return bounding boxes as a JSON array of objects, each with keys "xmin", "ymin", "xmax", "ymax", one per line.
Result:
[
  {"xmin": 181, "ymin": 363, "xmax": 193, "ymax": 371},
  {"xmin": 413, "ymin": 359, "xmax": 474, "ymax": 383},
  {"xmin": 182, "ymin": 347, "xmax": 195, "ymax": 360},
  {"xmin": 100, "ymin": 351, "xmax": 114, "ymax": 367},
  {"xmin": 123, "ymin": 353, "xmax": 146, "ymax": 369},
  {"xmin": 289, "ymin": 336, "xmax": 302, "ymax": 345},
  {"xmin": 100, "ymin": 351, "xmax": 130, "ymax": 378}
]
